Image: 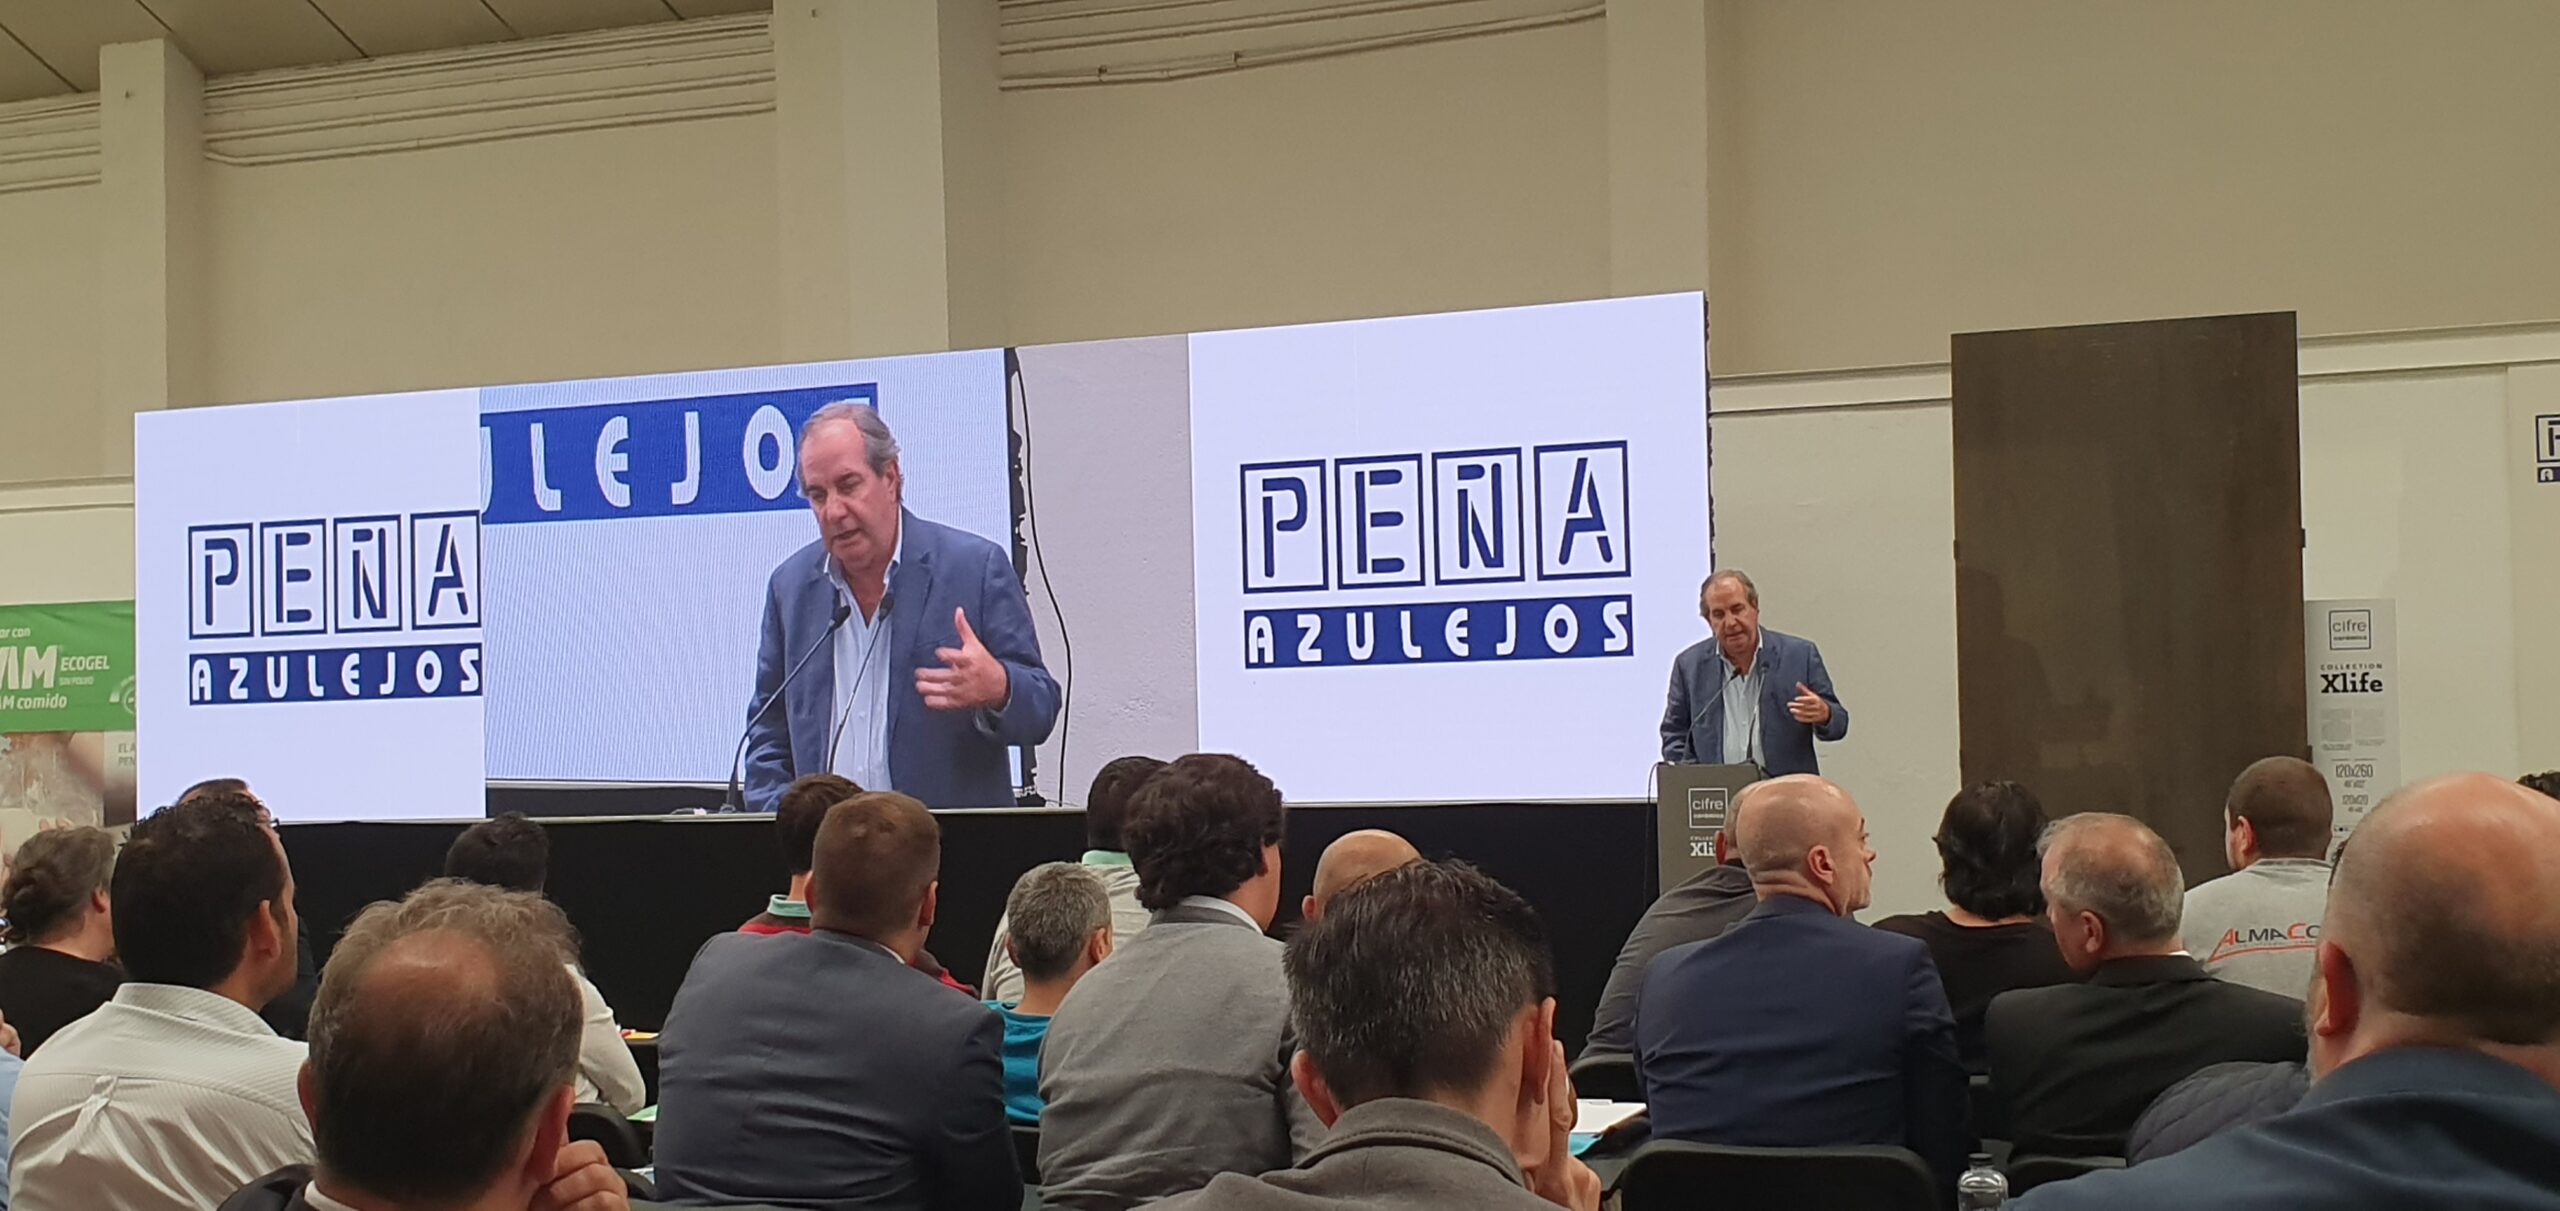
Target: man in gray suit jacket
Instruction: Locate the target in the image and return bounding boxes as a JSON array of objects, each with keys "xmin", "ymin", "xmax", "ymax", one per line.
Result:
[
  {"xmin": 1036, "ymin": 754, "xmax": 1325, "ymax": 1211},
  {"xmin": 653, "ymin": 792, "xmax": 1020, "ymax": 1211},
  {"xmin": 1152, "ymin": 860, "xmax": 1601, "ymax": 1211},
  {"xmin": 1660, "ymin": 570, "xmax": 1847, "ymax": 777}
]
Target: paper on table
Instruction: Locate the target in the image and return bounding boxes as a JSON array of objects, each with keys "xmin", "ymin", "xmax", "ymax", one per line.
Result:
[{"xmin": 1573, "ymin": 1099, "xmax": 1645, "ymax": 1136}]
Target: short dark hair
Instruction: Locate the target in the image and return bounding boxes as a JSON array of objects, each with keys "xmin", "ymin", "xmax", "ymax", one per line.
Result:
[
  {"xmin": 1286, "ymin": 860, "xmax": 1553, "ymax": 1107},
  {"xmin": 2225, "ymin": 757, "xmax": 2334, "ymax": 859},
  {"xmin": 2519, "ymin": 771, "xmax": 2560, "ymax": 801},
  {"xmin": 307, "ymin": 879, "xmax": 581, "ymax": 1205},
  {"xmin": 114, "ymin": 794, "xmax": 289, "ymax": 988},
  {"xmin": 777, "ymin": 773, "xmax": 859, "ymax": 877},
  {"xmin": 1003, "ymin": 863, "xmax": 1112, "ymax": 982},
  {"xmin": 1084, "ymin": 756, "xmax": 1168, "ymax": 852},
  {"xmin": 1935, "ymin": 781, "xmax": 2049, "ymax": 919},
  {"xmin": 809, "ymin": 793, "xmax": 941, "ymax": 939},
  {"xmin": 177, "ymin": 777, "xmax": 249, "ymax": 805},
  {"xmin": 443, "ymin": 814, "xmax": 549, "ymax": 894},
  {"xmin": 1124, "ymin": 753, "xmax": 1285, "ymax": 911},
  {"xmin": 2, "ymin": 826, "xmax": 117, "ymax": 945}
]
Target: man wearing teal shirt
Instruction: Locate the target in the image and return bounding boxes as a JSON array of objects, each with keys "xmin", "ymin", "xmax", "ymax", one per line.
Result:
[
  {"xmin": 984, "ymin": 863, "xmax": 1116, "ymax": 1123},
  {"xmin": 983, "ymin": 757, "xmax": 1165, "ymax": 1003}
]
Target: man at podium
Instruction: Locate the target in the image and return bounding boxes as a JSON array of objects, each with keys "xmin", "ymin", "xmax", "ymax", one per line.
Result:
[{"xmin": 1660, "ymin": 569, "xmax": 1847, "ymax": 777}]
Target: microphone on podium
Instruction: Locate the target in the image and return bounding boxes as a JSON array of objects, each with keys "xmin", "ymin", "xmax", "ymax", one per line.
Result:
[{"xmin": 722, "ymin": 600, "xmax": 854, "ymax": 812}]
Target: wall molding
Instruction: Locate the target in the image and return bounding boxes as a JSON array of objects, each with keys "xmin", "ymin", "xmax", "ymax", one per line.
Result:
[
  {"xmin": 998, "ymin": 0, "xmax": 1600, "ymax": 88},
  {"xmin": 200, "ymin": 13, "xmax": 772, "ymax": 167},
  {"xmin": 0, "ymin": 94, "xmax": 99, "ymax": 195}
]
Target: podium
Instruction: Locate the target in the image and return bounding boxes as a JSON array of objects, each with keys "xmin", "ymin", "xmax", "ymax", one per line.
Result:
[{"xmin": 1653, "ymin": 762, "xmax": 1764, "ymax": 892}]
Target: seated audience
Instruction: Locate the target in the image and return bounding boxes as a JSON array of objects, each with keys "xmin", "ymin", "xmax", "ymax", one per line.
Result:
[
  {"xmin": 742, "ymin": 772, "xmax": 858, "ymax": 934},
  {"xmin": 1987, "ymin": 813, "xmax": 2306, "ymax": 1157},
  {"xmin": 1634, "ymin": 775, "xmax": 1969, "ymax": 1190},
  {"xmin": 1299, "ymin": 829, "xmax": 1420, "ymax": 921},
  {"xmin": 984, "ymin": 862, "xmax": 1115, "ymax": 1125},
  {"xmin": 1582, "ymin": 820, "xmax": 1754, "ymax": 1060},
  {"xmin": 0, "ymin": 825, "xmax": 124, "ymax": 1055},
  {"xmin": 2181, "ymin": 757, "xmax": 2335, "ymax": 996},
  {"xmin": 1038, "ymin": 753, "xmax": 1324, "ymax": 1211},
  {"xmin": 443, "ymin": 813, "xmax": 647, "ymax": 1116},
  {"xmin": 2124, "ymin": 1061, "xmax": 2308, "ymax": 1164},
  {"xmin": 216, "ymin": 880, "xmax": 628, "ymax": 1211},
  {"xmin": 1875, "ymin": 781, "xmax": 2080, "ymax": 1071},
  {"xmin": 983, "ymin": 756, "xmax": 1164, "ymax": 1003},
  {"xmin": 10, "ymin": 791, "xmax": 312, "ymax": 1211},
  {"xmin": 654, "ymin": 792, "xmax": 1019, "ymax": 1211},
  {"xmin": 2017, "ymin": 773, "xmax": 2560, "ymax": 1208},
  {"xmin": 177, "ymin": 778, "xmax": 316, "ymax": 1040},
  {"xmin": 1153, "ymin": 861, "xmax": 1601, "ymax": 1211}
]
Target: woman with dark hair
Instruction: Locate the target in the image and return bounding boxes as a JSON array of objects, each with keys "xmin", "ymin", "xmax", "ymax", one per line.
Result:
[
  {"xmin": 0, "ymin": 826, "xmax": 125, "ymax": 1055},
  {"xmin": 1875, "ymin": 781, "xmax": 2079, "ymax": 1071}
]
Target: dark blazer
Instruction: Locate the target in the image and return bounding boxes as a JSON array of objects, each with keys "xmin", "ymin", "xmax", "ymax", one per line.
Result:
[
  {"xmin": 2015, "ymin": 1048, "xmax": 2560, "ymax": 1211},
  {"xmin": 653, "ymin": 929, "xmax": 1021, "ymax": 1211},
  {"xmin": 1148, "ymin": 1098, "xmax": 1559, "ymax": 1211},
  {"xmin": 1985, "ymin": 954, "xmax": 2307, "ymax": 1157},
  {"xmin": 1582, "ymin": 862, "xmax": 1756, "ymax": 1059},
  {"xmin": 744, "ymin": 510, "xmax": 1060, "ymax": 810},
  {"xmin": 1633, "ymin": 895, "xmax": 1971, "ymax": 1189},
  {"xmin": 1659, "ymin": 628, "xmax": 1847, "ymax": 776}
]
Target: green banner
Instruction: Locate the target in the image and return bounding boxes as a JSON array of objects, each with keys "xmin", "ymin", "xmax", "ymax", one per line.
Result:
[{"xmin": 0, "ymin": 600, "xmax": 136, "ymax": 733}]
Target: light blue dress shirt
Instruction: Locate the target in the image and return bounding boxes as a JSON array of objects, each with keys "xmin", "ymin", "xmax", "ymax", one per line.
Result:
[
  {"xmin": 824, "ymin": 528, "xmax": 902, "ymax": 793},
  {"xmin": 1718, "ymin": 636, "xmax": 1765, "ymax": 768}
]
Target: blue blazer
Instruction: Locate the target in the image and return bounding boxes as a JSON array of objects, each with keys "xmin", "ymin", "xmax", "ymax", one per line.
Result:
[
  {"xmin": 744, "ymin": 510, "xmax": 1060, "ymax": 810},
  {"xmin": 1659, "ymin": 628, "xmax": 1847, "ymax": 776},
  {"xmin": 1634, "ymin": 896, "xmax": 1971, "ymax": 1189},
  {"xmin": 2015, "ymin": 1048, "xmax": 2560, "ymax": 1211}
]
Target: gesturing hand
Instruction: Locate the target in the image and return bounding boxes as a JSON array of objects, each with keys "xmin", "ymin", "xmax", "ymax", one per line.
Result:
[
  {"xmin": 917, "ymin": 608, "xmax": 1012, "ymax": 712},
  {"xmin": 1787, "ymin": 681, "xmax": 1832, "ymax": 726}
]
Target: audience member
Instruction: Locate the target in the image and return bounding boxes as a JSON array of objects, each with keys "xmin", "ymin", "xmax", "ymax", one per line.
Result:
[
  {"xmin": 2181, "ymin": 757, "xmax": 2335, "ymax": 996},
  {"xmin": 10, "ymin": 792, "xmax": 312, "ymax": 1211},
  {"xmin": 1038, "ymin": 753, "xmax": 1323, "ymax": 1211},
  {"xmin": 1634, "ymin": 775, "xmax": 1970, "ymax": 1189},
  {"xmin": 0, "ymin": 825, "xmax": 124, "ymax": 1055},
  {"xmin": 1300, "ymin": 830, "xmax": 1420, "ymax": 921},
  {"xmin": 742, "ymin": 772, "xmax": 859, "ymax": 934},
  {"xmin": 1875, "ymin": 781, "xmax": 2080, "ymax": 1071},
  {"xmin": 1153, "ymin": 861, "xmax": 1601, "ymax": 1211},
  {"xmin": 442, "ymin": 814, "xmax": 647, "ymax": 1116},
  {"xmin": 984, "ymin": 863, "xmax": 1114, "ymax": 1124},
  {"xmin": 2519, "ymin": 770, "xmax": 2560, "ymax": 800},
  {"xmin": 2123, "ymin": 1061, "xmax": 2308, "ymax": 1164},
  {"xmin": 1582, "ymin": 821, "xmax": 1754, "ymax": 1061},
  {"xmin": 654, "ymin": 792, "xmax": 1019, "ymax": 1211},
  {"xmin": 215, "ymin": 880, "xmax": 629, "ymax": 1211},
  {"xmin": 983, "ymin": 756, "xmax": 1164, "ymax": 1003},
  {"xmin": 178, "ymin": 778, "xmax": 318, "ymax": 1040},
  {"xmin": 0, "ymin": 1009, "xmax": 23, "ymax": 1209},
  {"xmin": 2017, "ymin": 774, "xmax": 2560, "ymax": 1208},
  {"xmin": 1986, "ymin": 813, "xmax": 2305, "ymax": 1157}
]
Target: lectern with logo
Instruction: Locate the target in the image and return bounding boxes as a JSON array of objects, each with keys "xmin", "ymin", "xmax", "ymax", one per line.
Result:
[{"xmin": 1653, "ymin": 762, "xmax": 1764, "ymax": 893}]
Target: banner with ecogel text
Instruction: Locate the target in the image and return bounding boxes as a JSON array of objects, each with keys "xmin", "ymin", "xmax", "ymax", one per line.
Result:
[{"xmin": 0, "ymin": 599, "xmax": 140, "ymax": 844}]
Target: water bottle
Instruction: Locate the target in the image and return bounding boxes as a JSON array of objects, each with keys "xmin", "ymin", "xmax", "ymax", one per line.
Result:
[{"xmin": 1957, "ymin": 1153, "xmax": 2009, "ymax": 1210}]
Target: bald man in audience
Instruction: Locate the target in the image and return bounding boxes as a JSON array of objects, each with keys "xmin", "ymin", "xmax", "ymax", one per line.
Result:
[
  {"xmin": 1986, "ymin": 814, "xmax": 2305, "ymax": 1157},
  {"xmin": 2019, "ymin": 774, "xmax": 2560, "ymax": 1209},
  {"xmin": 2182, "ymin": 757, "xmax": 2336, "ymax": 995},
  {"xmin": 1633, "ymin": 776, "xmax": 1970, "ymax": 1191},
  {"xmin": 1301, "ymin": 831, "xmax": 1421, "ymax": 921}
]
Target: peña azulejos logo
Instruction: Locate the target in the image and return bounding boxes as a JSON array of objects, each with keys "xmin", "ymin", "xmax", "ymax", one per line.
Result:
[{"xmin": 185, "ymin": 511, "xmax": 482, "ymax": 706}]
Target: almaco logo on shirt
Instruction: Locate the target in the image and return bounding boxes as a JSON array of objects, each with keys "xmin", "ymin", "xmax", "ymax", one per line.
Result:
[{"xmin": 2208, "ymin": 921, "xmax": 2320, "ymax": 964}]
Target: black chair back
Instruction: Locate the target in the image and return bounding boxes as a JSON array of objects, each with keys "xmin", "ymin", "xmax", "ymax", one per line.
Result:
[
  {"xmin": 1011, "ymin": 1123, "xmax": 1042, "ymax": 1184},
  {"xmin": 2006, "ymin": 1153, "xmax": 2124, "ymax": 1193},
  {"xmin": 567, "ymin": 1103, "xmax": 650, "ymax": 1171},
  {"xmin": 1568, "ymin": 1052, "xmax": 1642, "ymax": 1103},
  {"xmin": 1612, "ymin": 1140, "xmax": 1936, "ymax": 1211},
  {"xmin": 1968, "ymin": 1072, "xmax": 2007, "ymax": 1143}
]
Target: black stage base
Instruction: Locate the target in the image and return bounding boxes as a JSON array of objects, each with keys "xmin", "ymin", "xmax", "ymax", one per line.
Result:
[{"xmin": 281, "ymin": 799, "xmax": 1655, "ymax": 1055}]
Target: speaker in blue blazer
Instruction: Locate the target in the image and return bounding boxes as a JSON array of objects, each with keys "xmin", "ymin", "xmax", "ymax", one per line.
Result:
[{"xmin": 1659, "ymin": 627, "xmax": 1848, "ymax": 777}]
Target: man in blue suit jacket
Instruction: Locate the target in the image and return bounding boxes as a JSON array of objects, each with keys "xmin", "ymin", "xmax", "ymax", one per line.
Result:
[
  {"xmin": 1660, "ymin": 570, "xmax": 1846, "ymax": 777},
  {"xmin": 1635, "ymin": 776, "xmax": 1971, "ymax": 1191},
  {"xmin": 2017, "ymin": 773, "xmax": 2560, "ymax": 1210},
  {"xmin": 745, "ymin": 404, "xmax": 1059, "ymax": 810}
]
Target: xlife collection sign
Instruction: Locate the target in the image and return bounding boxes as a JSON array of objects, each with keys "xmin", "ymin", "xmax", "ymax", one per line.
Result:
[{"xmin": 2304, "ymin": 599, "xmax": 2399, "ymax": 849}]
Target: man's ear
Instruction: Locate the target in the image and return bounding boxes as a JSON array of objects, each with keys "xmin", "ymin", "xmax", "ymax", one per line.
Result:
[
  {"xmin": 1002, "ymin": 933, "xmax": 1022, "ymax": 968},
  {"xmin": 1300, "ymin": 895, "xmax": 1319, "ymax": 923},
  {"xmin": 1088, "ymin": 926, "xmax": 1113, "ymax": 966},
  {"xmin": 1260, "ymin": 842, "xmax": 1281, "ymax": 880},
  {"xmin": 917, "ymin": 880, "xmax": 939, "ymax": 931},
  {"xmin": 2309, "ymin": 940, "xmax": 2360, "ymax": 1041},
  {"xmin": 1805, "ymin": 843, "xmax": 1837, "ymax": 886},
  {"xmin": 1290, "ymin": 1050, "xmax": 1344, "ymax": 1128},
  {"xmin": 1713, "ymin": 831, "xmax": 1733, "ymax": 865},
  {"xmin": 1524, "ymin": 998, "xmax": 1559, "ymax": 1099},
  {"xmin": 521, "ymin": 1085, "xmax": 576, "ymax": 1189},
  {"xmin": 297, "ymin": 1060, "xmax": 319, "ymax": 1124},
  {"xmin": 250, "ymin": 899, "xmax": 284, "ymax": 963}
]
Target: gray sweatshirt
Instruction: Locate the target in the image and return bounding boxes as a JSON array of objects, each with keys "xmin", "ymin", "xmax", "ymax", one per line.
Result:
[{"xmin": 2180, "ymin": 857, "xmax": 2332, "ymax": 998}]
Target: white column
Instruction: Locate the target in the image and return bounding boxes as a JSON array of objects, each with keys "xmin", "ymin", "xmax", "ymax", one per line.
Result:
[
  {"xmin": 96, "ymin": 39, "xmax": 206, "ymax": 474},
  {"xmin": 774, "ymin": 0, "xmax": 1005, "ymax": 360},
  {"xmin": 1605, "ymin": 0, "xmax": 1710, "ymax": 297}
]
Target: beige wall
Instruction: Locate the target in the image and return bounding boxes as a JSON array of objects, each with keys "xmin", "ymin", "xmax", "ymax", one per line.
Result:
[
  {"xmin": 1706, "ymin": 0, "xmax": 2560, "ymax": 374},
  {"xmin": 0, "ymin": 186, "xmax": 102, "ymax": 483}
]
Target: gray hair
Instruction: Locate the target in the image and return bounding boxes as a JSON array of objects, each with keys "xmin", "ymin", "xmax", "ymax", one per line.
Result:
[
  {"xmin": 803, "ymin": 402, "xmax": 901, "ymax": 475},
  {"xmin": 1004, "ymin": 862, "xmax": 1112, "ymax": 982},
  {"xmin": 306, "ymin": 879, "xmax": 582, "ymax": 1204},
  {"xmin": 2039, "ymin": 813, "xmax": 2185, "ymax": 945},
  {"xmin": 1702, "ymin": 568, "xmax": 1758, "ymax": 608}
]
